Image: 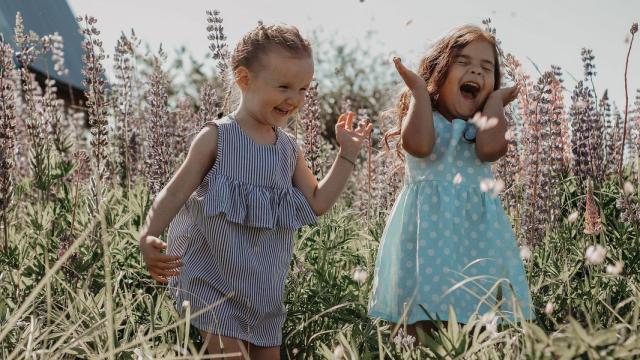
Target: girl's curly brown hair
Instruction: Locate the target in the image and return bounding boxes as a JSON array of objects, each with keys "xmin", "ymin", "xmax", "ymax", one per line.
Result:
[{"xmin": 384, "ymin": 25, "xmax": 501, "ymax": 160}]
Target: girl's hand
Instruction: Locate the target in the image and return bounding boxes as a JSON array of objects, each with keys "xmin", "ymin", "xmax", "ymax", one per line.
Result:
[
  {"xmin": 489, "ymin": 85, "xmax": 520, "ymax": 106},
  {"xmin": 139, "ymin": 235, "xmax": 182, "ymax": 284},
  {"xmin": 335, "ymin": 112, "xmax": 373, "ymax": 160},
  {"xmin": 393, "ymin": 57, "xmax": 427, "ymax": 94}
]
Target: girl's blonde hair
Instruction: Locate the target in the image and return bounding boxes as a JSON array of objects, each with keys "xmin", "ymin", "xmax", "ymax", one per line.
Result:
[
  {"xmin": 231, "ymin": 23, "xmax": 312, "ymax": 72},
  {"xmin": 385, "ymin": 25, "xmax": 501, "ymax": 159}
]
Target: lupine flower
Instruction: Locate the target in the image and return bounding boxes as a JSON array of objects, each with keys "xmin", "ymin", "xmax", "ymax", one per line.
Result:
[
  {"xmin": 392, "ymin": 328, "xmax": 416, "ymax": 348},
  {"xmin": 78, "ymin": 15, "xmax": 109, "ymax": 205},
  {"xmin": 585, "ymin": 244, "xmax": 606, "ymax": 265},
  {"xmin": 206, "ymin": 10, "xmax": 230, "ymax": 114},
  {"xmin": 113, "ymin": 30, "xmax": 139, "ymax": 188},
  {"xmin": 333, "ymin": 344, "xmax": 345, "ymax": 359},
  {"xmin": 583, "ymin": 182, "xmax": 602, "ymax": 235},
  {"xmin": 144, "ymin": 48, "xmax": 171, "ymax": 195},
  {"xmin": 198, "ymin": 82, "xmax": 218, "ymax": 125},
  {"xmin": 0, "ymin": 38, "xmax": 17, "ymax": 229},
  {"xmin": 570, "ymin": 81, "xmax": 603, "ymax": 183},
  {"xmin": 41, "ymin": 32, "xmax": 69, "ymax": 77},
  {"xmin": 301, "ymin": 83, "xmax": 322, "ymax": 175},
  {"xmin": 173, "ymin": 97, "xmax": 196, "ymax": 162}
]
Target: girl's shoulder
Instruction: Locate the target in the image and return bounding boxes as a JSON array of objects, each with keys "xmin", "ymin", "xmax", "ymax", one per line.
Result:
[{"xmin": 276, "ymin": 127, "xmax": 301, "ymax": 155}]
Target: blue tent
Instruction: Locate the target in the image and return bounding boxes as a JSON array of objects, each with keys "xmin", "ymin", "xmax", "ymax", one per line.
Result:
[{"xmin": 0, "ymin": 0, "xmax": 85, "ymax": 92}]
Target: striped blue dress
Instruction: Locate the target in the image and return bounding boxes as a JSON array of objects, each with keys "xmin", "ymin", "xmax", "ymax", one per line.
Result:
[{"xmin": 166, "ymin": 116, "xmax": 316, "ymax": 347}]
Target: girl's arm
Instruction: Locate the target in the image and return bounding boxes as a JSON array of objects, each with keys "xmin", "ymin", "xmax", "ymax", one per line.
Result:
[
  {"xmin": 394, "ymin": 57, "xmax": 436, "ymax": 158},
  {"xmin": 475, "ymin": 85, "xmax": 518, "ymax": 162},
  {"xmin": 138, "ymin": 124, "xmax": 218, "ymax": 283},
  {"xmin": 293, "ymin": 112, "xmax": 372, "ymax": 215}
]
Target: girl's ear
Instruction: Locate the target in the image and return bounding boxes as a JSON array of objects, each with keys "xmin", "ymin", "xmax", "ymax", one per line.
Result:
[{"xmin": 234, "ymin": 66, "xmax": 251, "ymax": 92}]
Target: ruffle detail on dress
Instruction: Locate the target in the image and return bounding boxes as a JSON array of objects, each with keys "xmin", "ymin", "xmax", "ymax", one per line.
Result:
[{"xmin": 202, "ymin": 173, "xmax": 317, "ymax": 230}]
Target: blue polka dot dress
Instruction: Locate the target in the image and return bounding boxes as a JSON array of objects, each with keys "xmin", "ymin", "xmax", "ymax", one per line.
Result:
[{"xmin": 368, "ymin": 111, "xmax": 533, "ymax": 325}]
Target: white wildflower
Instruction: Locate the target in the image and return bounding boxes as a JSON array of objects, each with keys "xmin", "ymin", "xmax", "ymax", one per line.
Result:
[
  {"xmin": 471, "ymin": 112, "xmax": 499, "ymax": 131},
  {"xmin": 606, "ymin": 261, "xmax": 624, "ymax": 275},
  {"xmin": 352, "ymin": 268, "xmax": 368, "ymax": 284},
  {"xmin": 520, "ymin": 245, "xmax": 532, "ymax": 261},
  {"xmin": 544, "ymin": 302, "xmax": 555, "ymax": 315},
  {"xmin": 585, "ymin": 244, "xmax": 607, "ymax": 265},
  {"xmin": 567, "ymin": 211, "xmax": 579, "ymax": 223},
  {"xmin": 333, "ymin": 344, "xmax": 345, "ymax": 359},
  {"xmin": 623, "ymin": 181, "xmax": 635, "ymax": 195}
]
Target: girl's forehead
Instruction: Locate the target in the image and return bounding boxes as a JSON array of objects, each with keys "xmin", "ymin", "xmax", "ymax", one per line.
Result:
[
  {"xmin": 260, "ymin": 53, "xmax": 314, "ymax": 82},
  {"xmin": 457, "ymin": 41, "xmax": 495, "ymax": 61}
]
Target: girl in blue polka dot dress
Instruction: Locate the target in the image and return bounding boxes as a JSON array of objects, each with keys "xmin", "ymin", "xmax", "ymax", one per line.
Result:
[{"xmin": 368, "ymin": 25, "xmax": 533, "ymax": 336}]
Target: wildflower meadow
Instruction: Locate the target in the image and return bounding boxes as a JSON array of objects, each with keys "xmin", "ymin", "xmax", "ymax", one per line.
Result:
[{"xmin": 1, "ymin": 8, "xmax": 640, "ymax": 359}]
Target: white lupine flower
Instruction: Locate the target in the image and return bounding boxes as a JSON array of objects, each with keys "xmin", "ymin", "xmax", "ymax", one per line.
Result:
[
  {"xmin": 623, "ymin": 182, "xmax": 635, "ymax": 195},
  {"xmin": 585, "ymin": 245, "xmax": 607, "ymax": 265},
  {"xmin": 520, "ymin": 245, "xmax": 532, "ymax": 261},
  {"xmin": 333, "ymin": 345, "xmax": 345, "ymax": 359}
]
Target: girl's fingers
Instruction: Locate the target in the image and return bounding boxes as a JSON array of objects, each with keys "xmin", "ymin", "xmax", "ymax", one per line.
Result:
[
  {"xmin": 337, "ymin": 113, "xmax": 347, "ymax": 126},
  {"xmin": 346, "ymin": 112, "xmax": 355, "ymax": 131},
  {"xmin": 149, "ymin": 271, "xmax": 168, "ymax": 284},
  {"xmin": 155, "ymin": 268, "xmax": 180, "ymax": 278},
  {"xmin": 152, "ymin": 260, "xmax": 183, "ymax": 270},
  {"xmin": 151, "ymin": 254, "xmax": 181, "ymax": 263},
  {"xmin": 393, "ymin": 57, "xmax": 418, "ymax": 87}
]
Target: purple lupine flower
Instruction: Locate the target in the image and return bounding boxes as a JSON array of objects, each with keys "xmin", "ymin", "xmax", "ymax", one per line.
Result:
[
  {"xmin": 570, "ymin": 81, "xmax": 603, "ymax": 183},
  {"xmin": 583, "ymin": 181, "xmax": 602, "ymax": 235},
  {"xmin": 0, "ymin": 38, "xmax": 16, "ymax": 248},
  {"xmin": 144, "ymin": 48, "xmax": 171, "ymax": 195},
  {"xmin": 300, "ymin": 82, "xmax": 322, "ymax": 175},
  {"xmin": 520, "ymin": 71, "xmax": 554, "ymax": 246},
  {"xmin": 78, "ymin": 15, "xmax": 110, "ymax": 206},
  {"xmin": 206, "ymin": 10, "xmax": 230, "ymax": 115}
]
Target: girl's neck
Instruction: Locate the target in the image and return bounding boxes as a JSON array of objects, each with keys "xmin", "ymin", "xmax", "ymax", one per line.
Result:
[
  {"xmin": 435, "ymin": 105, "xmax": 455, "ymax": 123},
  {"xmin": 231, "ymin": 105, "xmax": 277, "ymax": 144}
]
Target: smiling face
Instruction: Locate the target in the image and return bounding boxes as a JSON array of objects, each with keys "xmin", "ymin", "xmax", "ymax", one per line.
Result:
[
  {"xmin": 238, "ymin": 48, "xmax": 314, "ymax": 128},
  {"xmin": 435, "ymin": 40, "xmax": 497, "ymax": 120}
]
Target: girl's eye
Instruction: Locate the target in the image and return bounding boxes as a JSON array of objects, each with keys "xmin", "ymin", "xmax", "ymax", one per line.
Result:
[
  {"xmin": 279, "ymin": 85, "xmax": 289, "ymax": 90},
  {"xmin": 482, "ymin": 66, "xmax": 493, "ymax": 72}
]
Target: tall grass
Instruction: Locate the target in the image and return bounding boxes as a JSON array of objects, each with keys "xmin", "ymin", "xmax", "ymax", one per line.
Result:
[{"xmin": 0, "ymin": 9, "xmax": 639, "ymax": 359}]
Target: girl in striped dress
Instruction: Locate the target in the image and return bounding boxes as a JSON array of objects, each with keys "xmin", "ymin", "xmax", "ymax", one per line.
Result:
[{"xmin": 138, "ymin": 24, "xmax": 372, "ymax": 358}]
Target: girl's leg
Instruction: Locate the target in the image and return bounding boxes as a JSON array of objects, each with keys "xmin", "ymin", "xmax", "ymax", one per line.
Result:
[
  {"xmin": 247, "ymin": 345, "xmax": 281, "ymax": 360},
  {"xmin": 393, "ymin": 320, "xmax": 449, "ymax": 346},
  {"xmin": 200, "ymin": 331, "xmax": 250, "ymax": 359}
]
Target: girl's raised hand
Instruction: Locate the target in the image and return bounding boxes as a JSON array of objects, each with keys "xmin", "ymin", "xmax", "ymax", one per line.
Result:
[
  {"xmin": 489, "ymin": 84, "xmax": 520, "ymax": 106},
  {"xmin": 140, "ymin": 235, "xmax": 182, "ymax": 284},
  {"xmin": 393, "ymin": 57, "xmax": 427, "ymax": 94},
  {"xmin": 335, "ymin": 112, "xmax": 373, "ymax": 159}
]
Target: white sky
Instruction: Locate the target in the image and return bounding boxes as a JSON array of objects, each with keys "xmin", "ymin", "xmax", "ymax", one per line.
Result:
[{"xmin": 66, "ymin": 0, "xmax": 640, "ymax": 111}]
